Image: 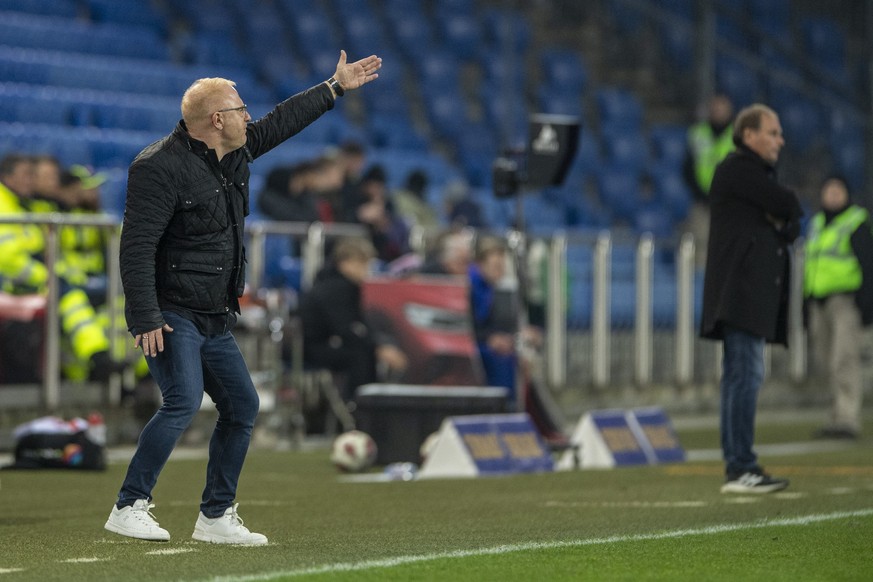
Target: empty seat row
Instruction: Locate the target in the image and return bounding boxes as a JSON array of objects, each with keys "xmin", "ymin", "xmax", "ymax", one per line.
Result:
[{"xmin": 0, "ymin": 10, "xmax": 169, "ymax": 61}]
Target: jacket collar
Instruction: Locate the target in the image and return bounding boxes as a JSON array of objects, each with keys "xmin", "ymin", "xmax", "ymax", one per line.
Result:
[
  {"xmin": 736, "ymin": 143, "xmax": 775, "ymax": 170},
  {"xmin": 174, "ymin": 120, "xmax": 210, "ymax": 156}
]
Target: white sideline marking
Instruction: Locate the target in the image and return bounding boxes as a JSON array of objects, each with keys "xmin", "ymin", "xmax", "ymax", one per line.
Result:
[
  {"xmin": 146, "ymin": 548, "xmax": 196, "ymax": 556},
  {"xmin": 206, "ymin": 508, "xmax": 873, "ymax": 582},
  {"xmin": 61, "ymin": 558, "xmax": 110, "ymax": 563},
  {"xmin": 543, "ymin": 500, "xmax": 707, "ymax": 509},
  {"xmin": 0, "ymin": 569, "xmax": 25, "ymax": 575}
]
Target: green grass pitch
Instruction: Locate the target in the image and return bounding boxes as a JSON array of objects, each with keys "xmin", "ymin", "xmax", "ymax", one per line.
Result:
[{"xmin": 0, "ymin": 414, "xmax": 871, "ymax": 581}]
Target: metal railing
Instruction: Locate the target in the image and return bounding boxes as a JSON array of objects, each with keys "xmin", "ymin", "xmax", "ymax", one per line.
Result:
[
  {"xmin": 0, "ymin": 215, "xmax": 808, "ymax": 411},
  {"xmin": 0, "ymin": 216, "xmax": 367, "ymax": 412},
  {"xmin": 0, "ymin": 213, "xmax": 122, "ymax": 410}
]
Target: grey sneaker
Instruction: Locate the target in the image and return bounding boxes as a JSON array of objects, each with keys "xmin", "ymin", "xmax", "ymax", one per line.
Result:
[
  {"xmin": 192, "ymin": 503, "xmax": 268, "ymax": 545},
  {"xmin": 104, "ymin": 499, "xmax": 170, "ymax": 541},
  {"xmin": 721, "ymin": 470, "xmax": 789, "ymax": 494}
]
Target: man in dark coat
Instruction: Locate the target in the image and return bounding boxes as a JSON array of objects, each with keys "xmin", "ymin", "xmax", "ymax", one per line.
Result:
[
  {"xmin": 701, "ymin": 103, "xmax": 803, "ymax": 495},
  {"xmin": 105, "ymin": 51, "xmax": 382, "ymax": 544},
  {"xmin": 300, "ymin": 237, "xmax": 407, "ymax": 402}
]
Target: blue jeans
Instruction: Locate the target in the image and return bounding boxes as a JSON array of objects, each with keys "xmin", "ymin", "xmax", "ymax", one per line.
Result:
[
  {"xmin": 116, "ymin": 311, "xmax": 259, "ymax": 518},
  {"xmin": 720, "ymin": 325, "xmax": 765, "ymax": 476}
]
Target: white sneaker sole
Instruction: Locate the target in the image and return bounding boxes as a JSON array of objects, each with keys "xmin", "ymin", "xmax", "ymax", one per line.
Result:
[
  {"xmin": 192, "ymin": 529, "xmax": 268, "ymax": 545},
  {"xmin": 104, "ymin": 520, "xmax": 170, "ymax": 541},
  {"xmin": 720, "ymin": 481, "xmax": 789, "ymax": 494}
]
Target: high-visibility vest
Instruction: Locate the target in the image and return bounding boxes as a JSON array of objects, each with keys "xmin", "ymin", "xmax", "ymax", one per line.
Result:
[
  {"xmin": 688, "ymin": 122, "xmax": 735, "ymax": 194},
  {"xmin": 0, "ymin": 182, "xmax": 49, "ymax": 291},
  {"xmin": 804, "ymin": 206, "xmax": 869, "ymax": 298}
]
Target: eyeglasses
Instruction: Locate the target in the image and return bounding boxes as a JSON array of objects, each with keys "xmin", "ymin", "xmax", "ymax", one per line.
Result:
[{"xmin": 216, "ymin": 104, "xmax": 248, "ymax": 114}]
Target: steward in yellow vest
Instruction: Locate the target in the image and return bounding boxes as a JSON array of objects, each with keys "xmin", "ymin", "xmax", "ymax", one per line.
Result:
[
  {"xmin": 684, "ymin": 94, "xmax": 735, "ymax": 200},
  {"xmin": 804, "ymin": 177, "xmax": 873, "ymax": 440},
  {"xmin": 0, "ymin": 154, "xmax": 120, "ymax": 382}
]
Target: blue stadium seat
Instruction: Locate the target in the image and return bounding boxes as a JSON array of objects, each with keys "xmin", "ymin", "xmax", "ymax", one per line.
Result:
[
  {"xmin": 596, "ymin": 88, "xmax": 643, "ymax": 131},
  {"xmin": 749, "ymin": 0, "xmax": 790, "ymax": 37},
  {"xmin": 521, "ymin": 195, "xmax": 568, "ymax": 230},
  {"xmin": 288, "ymin": 9, "xmax": 338, "ymax": 60},
  {"xmin": 86, "ymin": 0, "xmax": 166, "ymax": 34},
  {"xmin": 649, "ymin": 167, "xmax": 692, "ymax": 221},
  {"xmin": 801, "ymin": 17, "xmax": 846, "ymax": 72},
  {"xmin": 633, "ymin": 204, "xmax": 674, "ymax": 238},
  {"xmin": 660, "ymin": 22, "xmax": 694, "ymax": 71},
  {"xmin": 0, "ymin": 0, "xmax": 77, "ymax": 18},
  {"xmin": 422, "ymin": 87, "xmax": 467, "ymax": 140},
  {"xmin": 482, "ymin": 91, "xmax": 528, "ymax": 147},
  {"xmin": 597, "ymin": 167, "xmax": 641, "ymax": 223},
  {"xmin": 367, "ymin": 114, "xmax": 428, "ymax": 151},
  {"xmin": 649, "ymin": 124, "xmax": 688, "ymax": 166},
  {"xmin": 482, "ymin": 8, "xmax": 531, "ymax": 53},
  {"xmin": 659, "ymin": 0, "xmax": 694, "ymax": 19},
  {"xmin": 611, "ymin": 280, "xmax": 636, "ymax": 328},
  {"xmin": 341, "ymin": 13, "xmax": 393, "ymax": 57},
  {"xmin": 604, "ymin": 0, "xmax": 644, "ymax": 35},
  {"xmin": 421, "ymin": 54, "xmax": 462, "ymax": 91},
  {"xmin": 567, "ymin": 275, "xmax": 592, "ymax": 329},
  {"xmin": 437, "ymin": 13, "xmax": 482, "ymax": 60},
  {"xmin": 601, "ymin": 129, "xmax": 649, "ymax": 174},
  {"xmin": 389, "ymin": 13, "xmax": 434, "ymax": 61},
  {"xmin": 540, "ymin": 49, "xmax": 588, "ymax": 94},
  {"xmin": 715, "ymin": 55, "xmax": 761, "ymax": 108},
  {"xmin": 538, "ymin": 87, "xmax": 583, "ymax": 117},
  {"xmin": 652, "ymin": 278, "xmax": 678, "ymax": 328}
]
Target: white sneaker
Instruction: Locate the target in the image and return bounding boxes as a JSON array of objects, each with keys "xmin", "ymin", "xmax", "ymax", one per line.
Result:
[
  {"xmin": 192, "ymin": 503, "xmax": 268, "ymax": 545},
  {"xmin": 104, "ymin": 499, "xmax": 170, "ymax": 541},
  {"xmin": 720, "ymin": 471, "xmax": 790, "ymax": 494}
]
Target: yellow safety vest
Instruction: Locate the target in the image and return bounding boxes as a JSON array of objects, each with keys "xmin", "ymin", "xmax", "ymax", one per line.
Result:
[
  {"xmin": 688, "ymin": 122, "xmax": 735, "ymax": 194},
  {"xmin": 804, "ymin": 206, "xmax": 868, "ymax": 298}
]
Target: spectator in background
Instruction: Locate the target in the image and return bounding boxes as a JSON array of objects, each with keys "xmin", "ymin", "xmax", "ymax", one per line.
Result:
[
  {"xmin": 394, "ymin": 169, "xmax": 439, "ymax": 229},
  {"xmin": 469, "ymin": 235, "xmax": 518, "ymax": 404},
  {"xmin": 0, "ymin": 154, "xmax": 118, "ymax": 382},
  {"xmin": 445, "ymin": 180, "xmax": 487, "ymax": 228},
  {"xmin": 335, "ymin": 140, "xmax": 367, "ymax": 222},
  {"xmin": 355, "ymin": 165, "xmax": 409, "ymax": 262},
  {"xmin": 300, "ymin": 237, "xmax": 407, "ymax": 403},
  {"xmin": 419, "ymin": 229, "xmax": 473, "ymax": 276},
  {"xmin": 804, "ymin": 176, "xmax": 873, "ymax": 440},
  {"xmin": 64, "ymin": 165, "xmax": 112, "ymax": 289},
  {"xmin": 30, "ymin": 155, "xmax": 74, "ymax": 210},
  {"xmin": 309, "ymin": 153, "xmax": 346, "ymax": 222},
  {"xmin": 257, "ymin": 161, "xmax": 319, "ymax": 223},
  {"xmin": 684, "ymin": 94, "xmax": 735, "ymax": 266},
  {"xmin": 701, "ymin": 104, "xmax": 802, "ymax": 494}
]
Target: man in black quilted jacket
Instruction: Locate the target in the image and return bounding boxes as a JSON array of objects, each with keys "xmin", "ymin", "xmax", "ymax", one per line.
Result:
[{"xmin": 104, "ymin": 50, "xmax": 381, "ymax": 544}]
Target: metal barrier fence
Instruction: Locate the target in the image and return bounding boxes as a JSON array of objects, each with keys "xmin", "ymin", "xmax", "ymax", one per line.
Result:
[
  {"xmin": 0, "ymin": 216, "xmax": 365, "ymax": 412},
  {"xmin": 0, "ymin": 215, "xmax": 808, "ymax": 412}
]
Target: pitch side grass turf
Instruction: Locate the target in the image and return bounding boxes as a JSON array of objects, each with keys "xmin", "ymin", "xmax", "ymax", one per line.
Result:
[{"xmin": 0, "ymin": 411, "xmax": 871, "ymax": 581}]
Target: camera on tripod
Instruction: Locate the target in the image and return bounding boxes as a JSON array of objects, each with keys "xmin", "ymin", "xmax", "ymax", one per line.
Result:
[{"xmin": 492, "ymin": 113, "xmax": 581, "ymax": 199}]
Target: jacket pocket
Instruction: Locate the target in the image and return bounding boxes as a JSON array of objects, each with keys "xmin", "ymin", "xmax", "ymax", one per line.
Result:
[
  {"xmin": 161, "ymin": 251, "xmax": 229, "ymax": 311},
  {"xmin": 179, "ymin": 184, "xmax": 228, "ymax": 235}
]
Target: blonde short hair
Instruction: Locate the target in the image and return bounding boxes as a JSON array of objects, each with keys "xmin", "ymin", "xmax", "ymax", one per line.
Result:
[{"xmin": 180, "ymin": 77, "xmax": 236, "ymax": 123}]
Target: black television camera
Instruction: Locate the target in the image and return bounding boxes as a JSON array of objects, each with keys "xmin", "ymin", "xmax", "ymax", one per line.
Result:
[{"xmin": 492, "ymin": 113, "xmax": 581, "ymax": 199}]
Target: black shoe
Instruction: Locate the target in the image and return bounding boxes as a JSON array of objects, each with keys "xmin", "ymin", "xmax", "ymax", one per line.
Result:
[
  {"xmin": 89, "ymin": 351, "xmax": 127, "ymax": 382},
  {"xmin": 721, "ymin": 467, "xmax": 789, "ymax": 494},
  {"xmin": 812, "ymin": 426, "xmax": 859, "ymax": 440}
]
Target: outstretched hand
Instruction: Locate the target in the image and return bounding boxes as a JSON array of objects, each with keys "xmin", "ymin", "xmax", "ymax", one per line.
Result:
[{"xmin": 333, "ymin": 50, "xmax": 381, "ymax": 91}]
